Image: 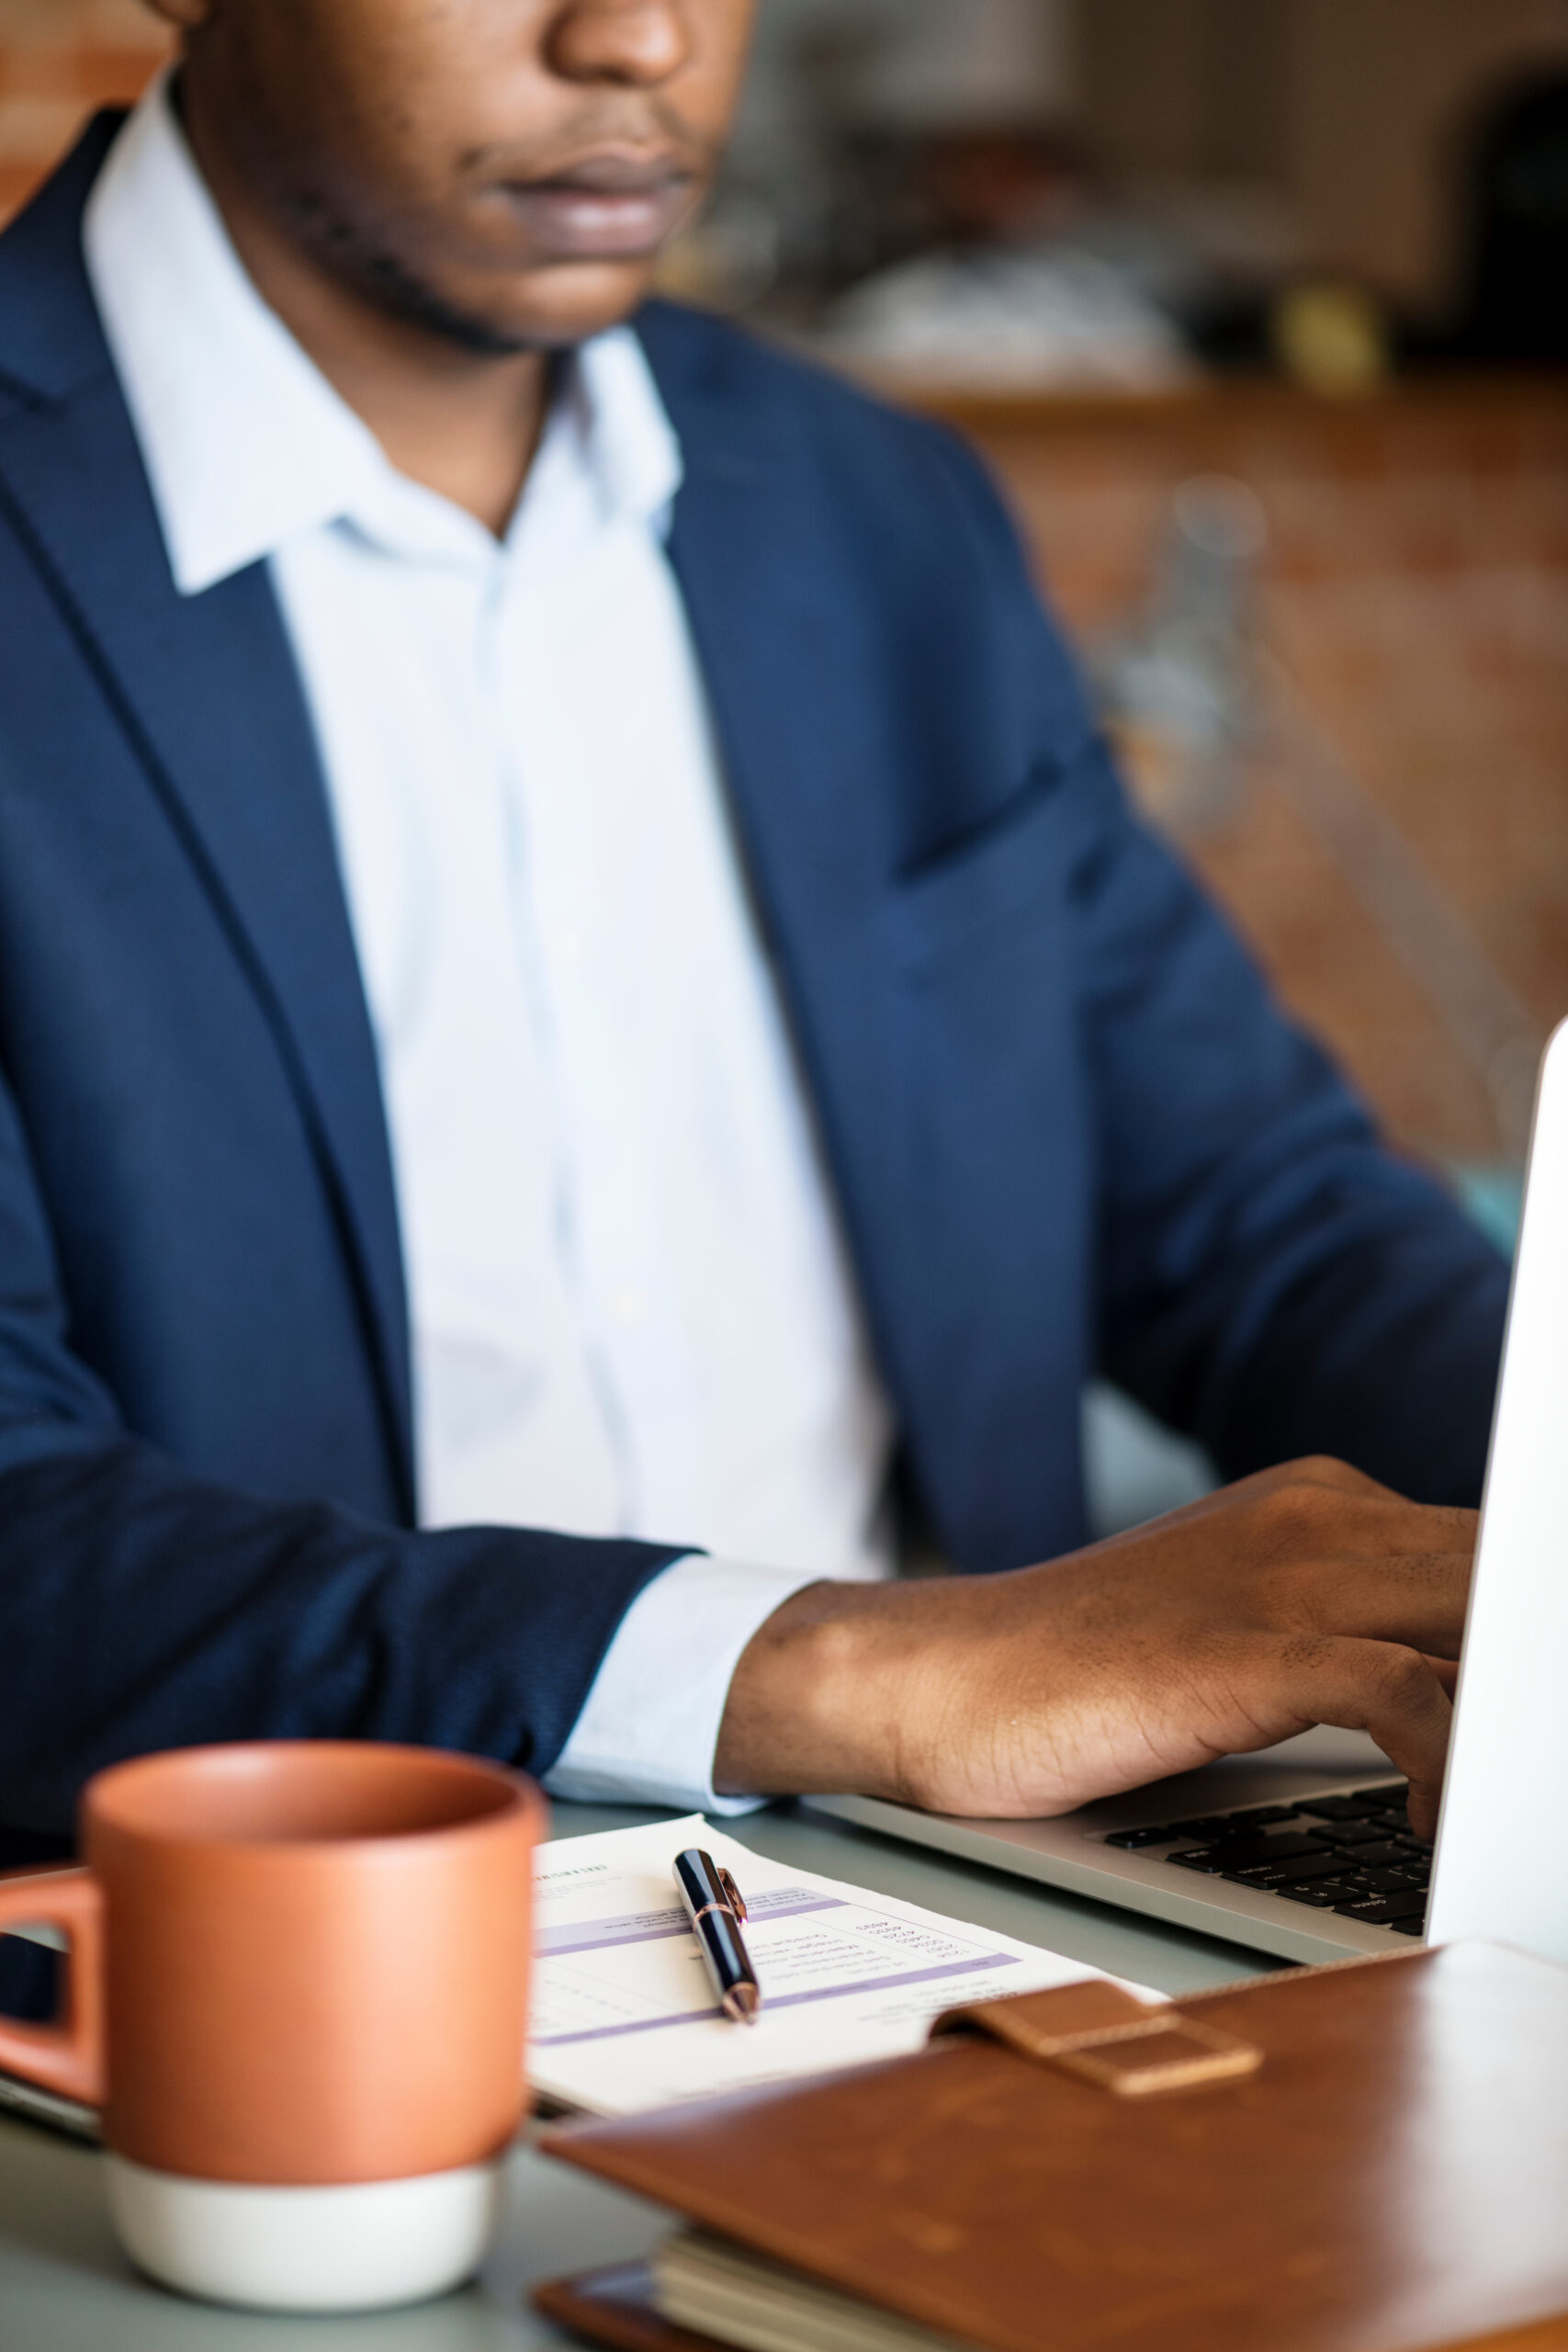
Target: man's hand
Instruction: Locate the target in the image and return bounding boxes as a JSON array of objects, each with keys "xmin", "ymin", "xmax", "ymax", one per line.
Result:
[{"xmin": 715, "ymin": 1458, "xmax": 1477, "ymax": 1840}]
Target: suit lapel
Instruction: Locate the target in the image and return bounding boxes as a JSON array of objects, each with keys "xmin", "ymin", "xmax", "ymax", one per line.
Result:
[
  {"xmin": 0, "ymin": 151, "xmax": 414, "ymax": 1509},
  {"xmin": 645, "ymin": 309, "xmax": 1090, "ymax": 1571}
]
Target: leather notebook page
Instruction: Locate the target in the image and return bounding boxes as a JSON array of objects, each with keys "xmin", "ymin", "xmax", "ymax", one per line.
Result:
[{"xmin": 537, "ymin": 1942, "xmax": 1568, "ymax": 2352}]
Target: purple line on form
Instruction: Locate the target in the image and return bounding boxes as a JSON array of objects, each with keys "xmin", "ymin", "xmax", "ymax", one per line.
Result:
[{"xmin": 532, "ymin": 1951, "xmax": 1020, "ymax": 2047}]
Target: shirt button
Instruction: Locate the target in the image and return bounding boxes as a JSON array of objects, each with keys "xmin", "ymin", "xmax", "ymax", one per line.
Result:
[{"xmin": 609, "ymin": 1286, "xmax": 649, "ymax": 1329}]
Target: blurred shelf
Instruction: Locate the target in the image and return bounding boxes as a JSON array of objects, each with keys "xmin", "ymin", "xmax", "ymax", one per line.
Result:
[{"xmin": 855, "ymin": 368, "xmax": 1568, "ymax": 434}]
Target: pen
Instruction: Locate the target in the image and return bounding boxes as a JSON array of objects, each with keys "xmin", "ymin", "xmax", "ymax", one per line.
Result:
[{"xmin": 673, "ymin": 1848, "xmax": 763, "ymax": 2025}]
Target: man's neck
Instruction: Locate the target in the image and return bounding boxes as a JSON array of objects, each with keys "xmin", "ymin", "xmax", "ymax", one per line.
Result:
[{"xmin": 175, "ymin": 89, "xmax": 551, "ymax": 538}]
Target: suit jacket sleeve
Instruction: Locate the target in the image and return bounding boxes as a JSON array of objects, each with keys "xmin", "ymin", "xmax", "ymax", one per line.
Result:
[
  {"xmin": 924, "ymin": 428, "xmax": 1510, "ymax": 1506},
  {"xmin": 0, "ymin": 1062, "xmax": 682, "ymax": 1841}
]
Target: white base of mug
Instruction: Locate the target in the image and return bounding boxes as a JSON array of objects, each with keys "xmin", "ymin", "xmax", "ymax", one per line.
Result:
[{"xmin": 105, "ymin": 2152, "xmax": 505, "ymax": 2312}]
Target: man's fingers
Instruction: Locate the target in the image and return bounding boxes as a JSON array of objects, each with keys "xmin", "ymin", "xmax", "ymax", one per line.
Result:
[
  {"xmin": 1278, "ymin": 1548, "xmax": 1475, "ymax": 1655},
  {"xmin": 1319, "ymin": 1496, "xmax": 1479, "ymax": 1561},
  {"xmin": 1243, "ymin": 1471, "xmax": 1479, "ymax": 1563},
  {"xmin": 1261, "ymin": 1635, "xmax": 1453, "ymax": 1839}
]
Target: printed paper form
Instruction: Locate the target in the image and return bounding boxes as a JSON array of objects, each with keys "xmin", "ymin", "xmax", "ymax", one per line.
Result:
[{"xmin": 530, "ymin": 1815, "xmax": 1156, "ymax": 2115}]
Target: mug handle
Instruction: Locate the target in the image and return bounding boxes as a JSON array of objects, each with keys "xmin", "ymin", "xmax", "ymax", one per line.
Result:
[{"xmin": 0, "ymin": 1868, "xmax": 106, "ymax": 2106}]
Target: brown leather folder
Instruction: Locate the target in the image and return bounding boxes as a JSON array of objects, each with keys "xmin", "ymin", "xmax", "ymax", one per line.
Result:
[{"xmin": 536, "ymin": 1943, "xmax": 1568, "ymax": 2352}]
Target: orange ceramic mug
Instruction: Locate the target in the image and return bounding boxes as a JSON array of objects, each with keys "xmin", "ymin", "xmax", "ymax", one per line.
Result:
[{"xmin": 0, "ymin": 1742, "xmax": 544, "ymax": 2312}]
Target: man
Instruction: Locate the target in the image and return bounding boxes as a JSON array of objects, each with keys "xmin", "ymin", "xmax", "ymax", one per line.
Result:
[{"xmin": 0, "ymin": 0, "xmax": 1504, "ymax": 1881}]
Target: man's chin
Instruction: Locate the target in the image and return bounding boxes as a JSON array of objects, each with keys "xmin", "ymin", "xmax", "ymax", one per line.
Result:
[
  {"xmin": 341, "ymin": 232, "xmax": 667, "ymax": 355},
  {"xmin": 384, "ymin": 253, "xmax": 668, "ymax": 355},
  {"xmin": 488, "ymin": 254, "xmax": 671, "ymax": 346}
]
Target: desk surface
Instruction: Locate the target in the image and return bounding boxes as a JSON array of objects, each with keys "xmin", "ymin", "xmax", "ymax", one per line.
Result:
[{"xmin": 0, "ymin": 1799, "xmax": 1276, "ymax": 2350}]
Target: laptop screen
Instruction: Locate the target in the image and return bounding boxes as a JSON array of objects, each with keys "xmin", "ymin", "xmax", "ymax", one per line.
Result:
[{"xmin": 1427, "ymin": 1018, "xmax": 1568, "ymax": 1964}]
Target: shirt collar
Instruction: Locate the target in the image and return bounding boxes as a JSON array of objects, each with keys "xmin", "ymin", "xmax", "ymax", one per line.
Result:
[{"xmin": 84, "ymin": 73, "xmax": 683, "ymax": 598}]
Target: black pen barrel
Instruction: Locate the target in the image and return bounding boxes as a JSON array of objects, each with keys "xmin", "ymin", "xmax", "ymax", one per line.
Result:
[{"xmin": 674, "ymin": 1847, "xmax": 763, "ymax": 2021}]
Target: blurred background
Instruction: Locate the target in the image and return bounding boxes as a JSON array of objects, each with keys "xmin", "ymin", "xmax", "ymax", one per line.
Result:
[{"xmin": 5, "ymin": 0, "xmax": 1566, "ymax": 1521}]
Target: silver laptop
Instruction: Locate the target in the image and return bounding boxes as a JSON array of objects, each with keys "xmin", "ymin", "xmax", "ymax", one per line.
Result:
[{"xmin": 806, "ymin": 1019, "xmax": 1568, "ymax": 1970}]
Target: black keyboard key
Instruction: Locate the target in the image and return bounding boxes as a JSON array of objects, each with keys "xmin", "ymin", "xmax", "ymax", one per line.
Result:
[
  {"xmin": 1275, "ymin": 1880, "xmax": 1359, "ymax": 1907},
  {"xmin": 1353, "ymin": 1866, "xmax": 1424, "ymax": 1894},
  {"xmin": 1217, "ymin": 1831, "xmax": 1336, "ymax": 1864},
  {"xmin": 1388, "ymin": 1919, "xmax": 1427, "ymax": 1936},
  {"xmin": 1224, "ymin": 1853, "xmax": 1346, "ymax": 1887},
  {"xmin": 1169, "ymin": 1830, "xmax": 1329, "ymax": 1873},
  {"xmin": 1320, "ymin": 1819, "xmax": 1392, "ymax": 1846},
  {"xmin": 1341, "ymin": 1840, "xmax": 1414, "ymax": 1868},
  {"xmin": 1165, "ymin": 1817, "xmax": 1234, "ymax": 1839},
  {"xmin": 1331, "ymin": 1891, "xmax": 1427, "ymax": 1925},
  {"xmin": 1105, "ymin": 1826, "xmax": 1181, "ymax": 1849},
  {"xmin": 1218, "ymin": 1806, "xmax": 1302, "ymax": 1826},
  {"xmin": 1294, "ymin": 1795, "xmax": 1387, "ymax": 1822}
]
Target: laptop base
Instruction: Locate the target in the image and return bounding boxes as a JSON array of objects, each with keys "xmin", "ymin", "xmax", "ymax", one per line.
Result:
[{"xmin": 800, "ymin": 1727, "xmax": 1417, "ymax": 1965}]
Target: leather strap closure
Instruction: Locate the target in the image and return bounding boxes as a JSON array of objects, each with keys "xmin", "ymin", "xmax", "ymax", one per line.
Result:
[{"xmin": 930, "ymin": 1979, "xmax": 1263, "ymax": 2098}]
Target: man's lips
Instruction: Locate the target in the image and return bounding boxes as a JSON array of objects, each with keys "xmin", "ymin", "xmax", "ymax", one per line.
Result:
[{"xmin": 500, "ymin": 155, "xmax": 696, "ymax": 261}]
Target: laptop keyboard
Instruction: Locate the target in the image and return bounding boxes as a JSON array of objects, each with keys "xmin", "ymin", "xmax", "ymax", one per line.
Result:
[{"xmin": 1102, "ymin": 1781, "xmax": 1429, "ymax": 1934}]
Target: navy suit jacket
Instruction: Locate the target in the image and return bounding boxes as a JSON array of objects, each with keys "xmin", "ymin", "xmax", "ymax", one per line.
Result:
[{"xmin": 0, "ymin": 121, "xmax": 1510, "ymax": 1846}]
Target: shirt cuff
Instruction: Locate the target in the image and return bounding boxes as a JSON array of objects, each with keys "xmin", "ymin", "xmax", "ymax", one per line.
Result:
[{"xmin": 542, "ymin": 1554, "xmax": 817, "ymax": 1814}]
